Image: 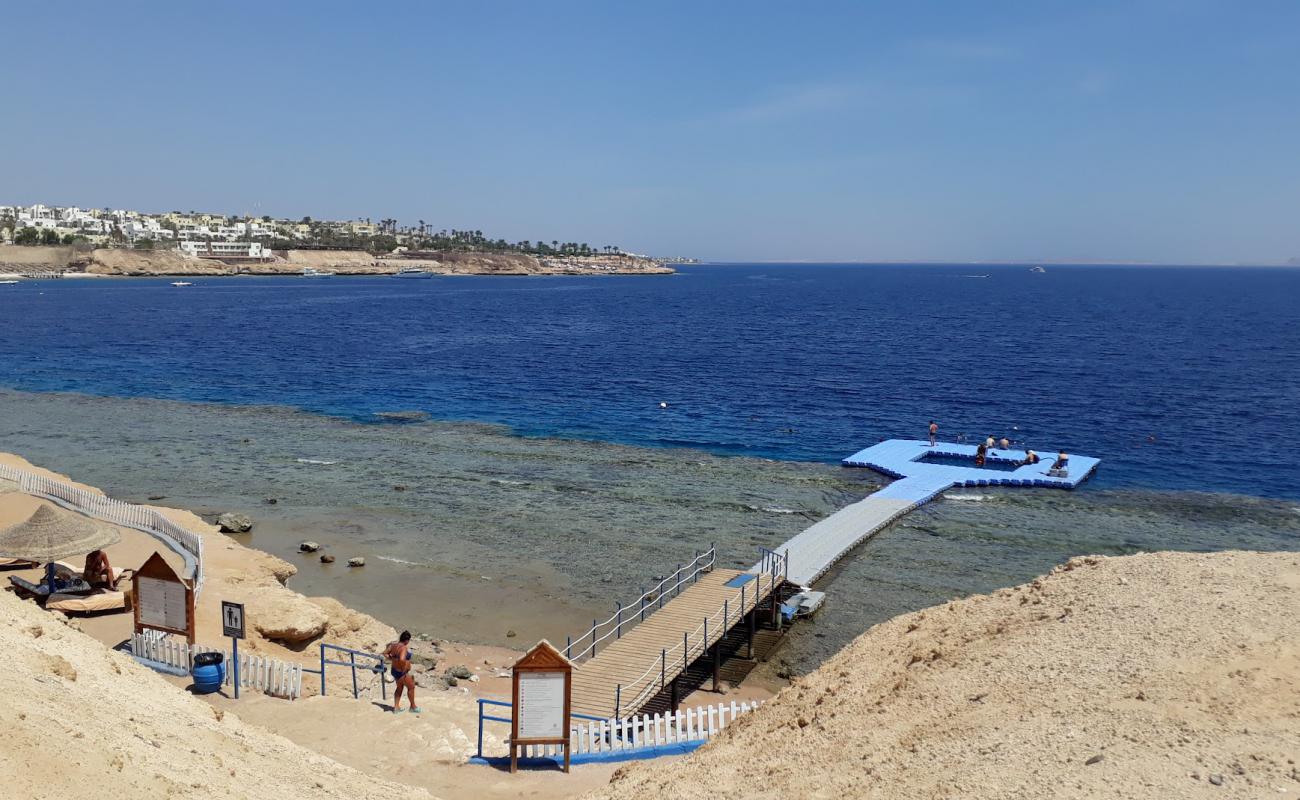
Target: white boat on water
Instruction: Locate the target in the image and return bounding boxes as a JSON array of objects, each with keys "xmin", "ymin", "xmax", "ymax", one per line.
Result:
[
  {"xmin": 0, "ymin": 280, "xmax": 19, "ymax": 285},
  {"xmin": 302, "ymin": 267, "xmax": 335, "ymax": 278},
  {"xmin": 1030, "ymin": 265, "xmax": 1047, "ymax": 273},
  {"xmin": 171, "ymin": 281, "xmax": 193, "ymax": 287},
  {"xmin": 393, "ymin": 267, "xmax": 433, "ymax": 279}
]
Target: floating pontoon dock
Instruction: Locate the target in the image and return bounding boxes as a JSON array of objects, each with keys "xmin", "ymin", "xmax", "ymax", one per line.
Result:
[
  {"xmin": 756, "ymin": 439, "xmax": 1100, "ymax": 586},
  {"xmin": 558, "ymin": 439, "xmax": 1098, "ymax": 719}
]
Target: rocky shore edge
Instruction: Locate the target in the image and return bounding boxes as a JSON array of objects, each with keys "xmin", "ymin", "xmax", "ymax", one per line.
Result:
[{"xmin": 0, "ymin": 244, "xmax": 675, "ymax": 277}]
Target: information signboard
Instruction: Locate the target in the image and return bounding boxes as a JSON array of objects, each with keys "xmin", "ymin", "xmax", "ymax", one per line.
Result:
[
  {"xmin": 132, "ymin": 551, "xmax": 195, "ymax": 644},
  {"xmin": 510, "ymin": 640, "xmax": 573, "ymax": 773}
]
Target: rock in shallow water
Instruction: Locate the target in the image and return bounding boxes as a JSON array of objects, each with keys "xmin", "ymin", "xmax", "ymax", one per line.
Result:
[
  {"xmin": 348, "ymin": 557, "xmax": 365, "ymax": 567},
  {"xmin": 320, "ymin": 554, "xmax": 335, "ymax": 564},
  {"xmin": 299, "ymin": 541, "xmax": 320, "ymax": 553},
  {"xmin": 217, "ymin": 512, "xmax": 253, "ymax": 533}
]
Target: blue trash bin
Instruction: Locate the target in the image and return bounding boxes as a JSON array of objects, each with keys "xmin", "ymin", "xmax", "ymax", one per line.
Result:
[{"xmin": 191, "ymin": 651, "xmax": 226, "ymax": 694}]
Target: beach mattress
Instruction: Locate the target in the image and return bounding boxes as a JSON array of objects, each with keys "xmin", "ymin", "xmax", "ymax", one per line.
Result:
[{"xmin": 46, "ymin": 589, "xmax": 127, "ymax": 614}]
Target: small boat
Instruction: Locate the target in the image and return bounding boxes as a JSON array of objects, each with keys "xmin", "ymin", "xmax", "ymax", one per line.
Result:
[
  {"xmin": 302, "ymin": 267, "xmax": 334, "ymax": 278},
  {"xmin": 171, "ymin": 281, "xmax": 193, "ymax": 287},
  {"xmin": 393, "ymin": 267, "xmax": 433, "ymax": 279},
  {"xmin": 1030, "ymin": 265, "xmax": 1047, "ymax": 273},
  {"xmin": 0, "ymin": 280, "xmax": 19, "ymax": 285},
  {"xmin": 780, "ymin": 589, "xmax": 827, "ymax": 621}
]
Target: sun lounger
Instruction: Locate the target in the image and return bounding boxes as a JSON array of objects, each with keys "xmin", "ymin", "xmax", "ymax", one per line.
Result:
[
  {"xmin": 46, "ymin": 587, "xmax": 129, "ymax": 615},
  {"xmin": 0, "ymin": 557, "xmax": 37, "ymax": 569}
]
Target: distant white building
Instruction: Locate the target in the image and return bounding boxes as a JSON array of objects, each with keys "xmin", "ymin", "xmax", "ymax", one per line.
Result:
[{"xmin": 180, "ymin": 240, "xmax": 270, "ymax": 259}]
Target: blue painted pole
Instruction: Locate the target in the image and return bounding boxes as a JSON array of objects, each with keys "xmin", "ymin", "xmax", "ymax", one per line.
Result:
[
  {"xmin": 350, "ymin": 651, "xmax": 359, "ymax": 699},
  {"xmin": 616, "ymin": 602, "xmax": 623, "ymax": 638},
  {"xmin": 478, "ymin": 701, "xmax": 487, "ymax": 758},
  {"xmin": 724, "ymin": 599, "xmax": 729, "ymax": 629},
  {"xmin": 319, "ymin": 644, "xmax": 326, "ymax": 696},
  {"xmin": 661, "ymin": 649, "xmax": 666, "ymax": 688},
  {"xmin": 232, "ymin": 637, "xmax": 240, "ymax": 700},
  {"xmin": 615, "ymin": 685, "xmax": 621, "ymax": 720},
  {"xmin": 566, "ymin": 635, "xmax": 571, "ymax": 659},
  {"xmin": 683, "ymin": 632, "xmax": 688, "ymax": 668},
  {"xmin": 591, "ymin": 619, "xmax": 597, "ymax": 656},
  {"xmin": 640, "ymin": 591, "xmax": 647, "ymax": 622}
]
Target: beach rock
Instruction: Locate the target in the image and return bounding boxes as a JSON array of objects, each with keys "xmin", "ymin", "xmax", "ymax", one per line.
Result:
[
  {"xmin": 393, "ymin": 485, "xmax": 407, "ymax": 492},
  {"xmin": 506, "ymin": 629, "xmax": 517, "ymax": 638},
  {"xmin": 147, "ymin": 495, "xmax": 166, "ymax": 501},
  {"xmin": 263, "ymin": 497, "xmax": 278, "ymax": 505},
  {"xmin": 252, "ymin": 593, "xmax": 329, "ymax": 644},
  {"xmin": 347, "ymin": 557, "xmax": 365, "ymax": 567},
  {"xmin": 217, "ymin": 512, "xmax": 254, "ymax": 533},
  {"xmin": 449, "ymin": 665, "xmax": 472, "ymax": 680},
  {"xmin": 299, "ymin": 541, "xmax": 321, "ymax": 553},
  {"xmin": 1209, "ymin": 774, "xmax": 1224, "ymax": 786},
  {"xmin": 320, "ymin": 554, "xmax": 335, "ymax": 564},
  {"xmin": 468, "ymin": 674, "xmax": 480, "ymax": 683},
  {"xmin": 1085, "ymin": 754, "xmax": 1104, "ymax": 765},
  {"xmin": 443, "ymin": 674, "xmax": 459, "ymax": 688}
]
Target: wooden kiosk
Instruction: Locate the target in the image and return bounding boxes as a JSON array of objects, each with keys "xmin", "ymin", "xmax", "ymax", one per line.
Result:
[
  {"xmin": 132, "ymin": 551, "xmax": 196, "ymax": 644},
  {"xmin": 510, "ymin": 640, "xmax": 573, "ymax": 772}
]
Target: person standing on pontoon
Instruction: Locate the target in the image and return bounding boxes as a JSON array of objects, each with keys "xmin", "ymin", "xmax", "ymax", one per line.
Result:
[{"xmin": 928, "ymin": 420, "xmax": 938, "ymax": 446}]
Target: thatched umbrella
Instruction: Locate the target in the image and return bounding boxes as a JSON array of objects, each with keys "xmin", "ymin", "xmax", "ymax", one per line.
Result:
[{"xmin": 0, "ymin": 503, "xmax": 120, "ymax": 594}]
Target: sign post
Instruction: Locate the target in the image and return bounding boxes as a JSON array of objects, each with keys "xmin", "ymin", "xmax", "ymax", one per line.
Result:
[
  {"xmin": 222, "ymin": 601, "xmax": 246, "ymax": 699},
  {"xmin": 132, "ymin": 551, "xmax": 195, "ymax": 644},
  {"xmin": 510, "ymin": 640, "xmax": 573, "ymax": 773}
]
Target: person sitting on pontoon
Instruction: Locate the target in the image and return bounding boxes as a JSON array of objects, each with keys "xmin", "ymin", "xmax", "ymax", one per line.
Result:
[
  {"xmin": 999, "ymin": 437, "xmax": 1011, "ymax": 450},
  {"xmin": 1021, "ymin": 450, "xmax": 1041, "ymax": 466},
  {"xmin": 83, "ymin": 549, "xmax": 114, "ymax": 589},
  {"xmin": 975, "ymin": 442, "xmax": 988, "ymax": 467},
  {"xmin": 1053, "ymin": 451, "xmax": 1070, "ymax": 470}
]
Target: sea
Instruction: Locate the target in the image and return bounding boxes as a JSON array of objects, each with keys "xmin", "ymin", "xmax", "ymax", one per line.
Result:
[{"xmin": 1, "ymin": 263, "xmax": 1297, "ymax": 675}]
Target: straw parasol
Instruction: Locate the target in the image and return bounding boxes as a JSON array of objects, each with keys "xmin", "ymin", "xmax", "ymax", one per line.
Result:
[{"xmin": 0, "ymin": 503, "xmax": 120, "ymax": 594}]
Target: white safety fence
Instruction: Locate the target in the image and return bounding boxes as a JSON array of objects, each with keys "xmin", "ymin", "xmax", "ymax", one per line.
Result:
[
  {"xmin": 130, "ymin": 633, "xmax": 304, "ymax": 699},
  {"xmin": 0, "ymin": 462, "xmax": 205, "ymax": 596},
  {"xmin": 515, "ymin": 699, "xmax": 763, "ymax": 760}
]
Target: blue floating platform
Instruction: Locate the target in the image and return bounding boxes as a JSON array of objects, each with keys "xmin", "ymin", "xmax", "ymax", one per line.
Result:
[{"xmin": 842, "ymin": 439, "xmax": 1099, "ymax": 492}]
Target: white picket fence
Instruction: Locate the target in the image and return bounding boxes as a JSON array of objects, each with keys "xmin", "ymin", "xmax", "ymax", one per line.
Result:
[
  {"xmin": 130, "ymin": 632, "xmax": 304, "ymax": 699},
  {"xmin": 0, "ymin": 462, "xmax": 205, "ymax": 596},
  {"xmin": 514, "ymin": 700, "xmax": 762, "ymax": 760}
]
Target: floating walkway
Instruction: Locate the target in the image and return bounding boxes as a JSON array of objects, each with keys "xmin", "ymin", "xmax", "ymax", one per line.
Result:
[
  {"xmin": 553, "ymin": 439, "xmax": 1098, "ymax": 720},
  {"xmin": 754, "ymin": 439, "xmax": 1100, "ymax": 587}
]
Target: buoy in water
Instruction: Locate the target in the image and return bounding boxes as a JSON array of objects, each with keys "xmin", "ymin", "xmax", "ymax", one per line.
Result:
[{"xmin": 659, "ymin": 402, "xmax": 668, "ymax": 409}]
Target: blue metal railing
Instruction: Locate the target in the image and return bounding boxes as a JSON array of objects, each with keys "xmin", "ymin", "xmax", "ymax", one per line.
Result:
[
  {"xmin": 303, "ymin": 643, "xmax": 387, "ymax": 701},
  {"xmin": 475, "ymin": 699, "xmax": 607, "ymax": 759}
]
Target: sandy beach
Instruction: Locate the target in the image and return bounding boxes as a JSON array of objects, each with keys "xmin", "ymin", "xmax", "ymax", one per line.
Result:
[
  {"xmin": 0, "ymin": 451, "xmax": 772, "ymax": 800},
  {"xmin": 4, "ymin": 449, "xmax": 1300, "ymax": 798}
]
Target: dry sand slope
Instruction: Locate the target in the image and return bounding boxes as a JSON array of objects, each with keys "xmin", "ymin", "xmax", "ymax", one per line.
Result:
[
  {"xmin": 0, "ymin": 588, "xmax": 434, "ymax": 800},
  {"xmin": 587, "ymin": 551, "xmax": 1300, "ymax": 800}
]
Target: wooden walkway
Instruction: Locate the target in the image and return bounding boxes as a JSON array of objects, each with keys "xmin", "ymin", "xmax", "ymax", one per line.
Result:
[{"xmin": 569, "ymin": 567, "xmax": 782, "ymax": 719}]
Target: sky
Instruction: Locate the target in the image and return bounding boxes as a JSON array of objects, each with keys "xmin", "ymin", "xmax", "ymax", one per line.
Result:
[{"xmin": 4, "ymin": 1, "xmax": 1299, "ymax": 263}]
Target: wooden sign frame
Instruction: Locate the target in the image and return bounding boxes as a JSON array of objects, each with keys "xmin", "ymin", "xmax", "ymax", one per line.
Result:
[
  {"xmin": 510, "ymin": 640, "xmax": 573, "ymax": 773},
  {"xmin": 132, "ymin": 551, "xmax": 196, "ymax": 644}
]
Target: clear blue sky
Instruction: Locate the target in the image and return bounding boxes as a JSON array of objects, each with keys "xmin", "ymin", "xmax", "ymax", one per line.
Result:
[{"xmin": 5, "ymin": 1, "xmax": 1299, "ymax": 263}]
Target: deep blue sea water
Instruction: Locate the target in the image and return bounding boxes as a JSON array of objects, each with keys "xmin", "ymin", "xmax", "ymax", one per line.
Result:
[{"xmin": 2, "ymin": 263, "xmax": 1298, "ymax": 499}]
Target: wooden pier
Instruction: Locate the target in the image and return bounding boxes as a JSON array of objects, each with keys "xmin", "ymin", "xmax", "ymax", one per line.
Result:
[{"xmin": 564, "ymin": 550, "xmax": 786, "ymax": 719}]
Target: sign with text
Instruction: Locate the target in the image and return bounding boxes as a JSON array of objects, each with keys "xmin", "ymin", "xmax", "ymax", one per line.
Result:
[
  {"xmin": 222, "ymin": 601, "xmax": 245, "ymax": 639},
  {"xmin": 132, "ymin": 551, "xmax": 195, "ymax": 643},
  {"xmin": 517, "ymin": 671, "xmax": 566, "ymax": 739},
  {"xmin": 510, "ymin": 640, "xmax": 573, "ymax": 773}
]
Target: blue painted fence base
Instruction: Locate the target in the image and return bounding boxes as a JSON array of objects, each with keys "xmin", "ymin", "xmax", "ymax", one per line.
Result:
[
  {"xmin": 469, "ymin": 739, "xmax": 705, "ymax": 769},
  {"xmin": 131, "ymin": 656, "xmax": 191, "ymax": 678}
]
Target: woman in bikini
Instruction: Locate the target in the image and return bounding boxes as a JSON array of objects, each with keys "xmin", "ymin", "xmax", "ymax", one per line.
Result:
[{"xmin": 384, "ymin": 631, "xmax": 420, "ymax": 714}]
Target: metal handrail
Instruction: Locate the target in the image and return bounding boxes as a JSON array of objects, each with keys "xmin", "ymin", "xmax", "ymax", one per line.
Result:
[
  {"xmin": 563, "ymin": 545, "xmax": 716, "ymax": 662},
  {"xmin": 305, "ymin": 642, "xmax": 387, "ymax": 700}
]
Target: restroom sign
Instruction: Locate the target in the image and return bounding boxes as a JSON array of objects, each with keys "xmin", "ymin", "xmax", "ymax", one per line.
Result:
[{"xmin": 222, "ymin": 600, "xmax": 245, "ymax": 639}]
